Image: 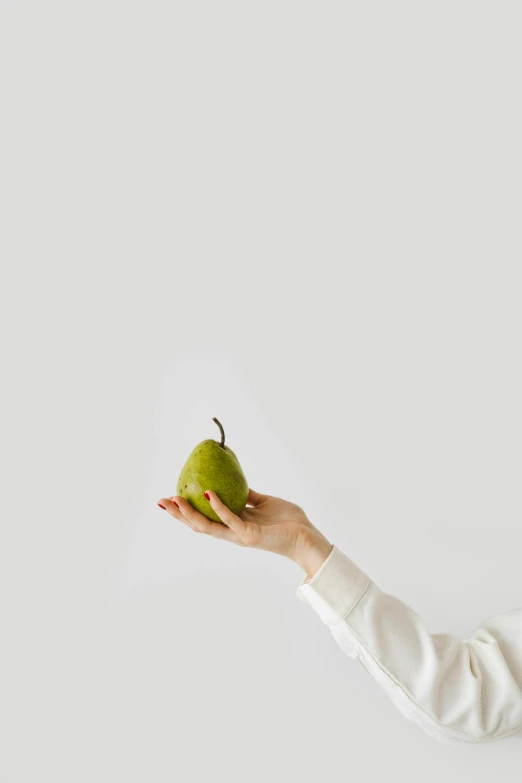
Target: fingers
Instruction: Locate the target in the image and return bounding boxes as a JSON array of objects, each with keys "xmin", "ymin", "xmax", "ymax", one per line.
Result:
[
  {"xmin": 157, "ymin": 493, "xmax": 251, "ymax": 547},
  {"xmin": 204, "ymin": 490, "xmax": 256, "ymax": 545},
  {"xmin": 246, "ymin": 488, "xmax": 268, "ymax": 507},
  {"xmin": 174, "ymin": 495, "xmax": 243, "ymax": 545},
  {"xmin": 167, "ymin": 496, "xmax": 201, "ymax": 533},
  {"xmin": 158, "ymin": 497, "xmax": 201, "ymax": 533}
]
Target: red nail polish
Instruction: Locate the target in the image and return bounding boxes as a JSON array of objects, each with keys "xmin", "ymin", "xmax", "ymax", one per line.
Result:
[
  {"xmin": 204, "ymin": 492, "xmax": 210, "ymax": 501},
  {"xmin": 157, "ymin": 503, "xmax": 166, "ymax": 510},
  {"xmin": 172, "ymin": 501, "xmax": 179, "ymax": 508}
]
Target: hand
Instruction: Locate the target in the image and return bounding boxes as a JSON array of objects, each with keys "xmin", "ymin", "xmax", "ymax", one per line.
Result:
[{"xmin": 157, "ymin": 488, "xmax": 333, "ymax": 578}]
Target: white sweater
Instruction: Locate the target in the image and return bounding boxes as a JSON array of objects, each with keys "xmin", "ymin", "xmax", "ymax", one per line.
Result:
[{"xmin": 296, "ymin": 545, "xmax": 522, "ymax": 744}]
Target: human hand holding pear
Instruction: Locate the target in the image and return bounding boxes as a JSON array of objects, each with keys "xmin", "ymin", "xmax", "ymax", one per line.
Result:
[{"xmin": 157, "ymin": 418, "xmax": 333, "ymax": 575}]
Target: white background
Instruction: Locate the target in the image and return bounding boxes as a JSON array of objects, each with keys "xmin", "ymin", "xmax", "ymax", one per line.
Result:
[{"xmin": 1, "ymin": 1, "xmax": 521, "ymax": 780}]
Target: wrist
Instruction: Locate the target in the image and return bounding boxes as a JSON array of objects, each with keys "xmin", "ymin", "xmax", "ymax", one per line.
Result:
[{"xmin": 294, "ymin": 528, "xmax": 333, "ymax": 582}]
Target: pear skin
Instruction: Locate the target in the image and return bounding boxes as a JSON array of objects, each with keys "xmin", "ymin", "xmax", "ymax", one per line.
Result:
[{"xmin": 176, "ymin": 418, "xmax": 248, "ymax": 523}]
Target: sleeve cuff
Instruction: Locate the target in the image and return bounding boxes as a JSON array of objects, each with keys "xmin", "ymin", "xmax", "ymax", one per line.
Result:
[{"xmin": 296, "ymin": 545, "xmax": 372, "ymax": 627}]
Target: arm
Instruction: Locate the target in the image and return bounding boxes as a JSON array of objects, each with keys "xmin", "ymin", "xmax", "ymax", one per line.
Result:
[
  {"xmin": 294, "ymin": 537, "xmax": 522, "ymax": 744},
  {"xmin": 158, "ymin": 487, "xmax": 522, "ymax": 743}
]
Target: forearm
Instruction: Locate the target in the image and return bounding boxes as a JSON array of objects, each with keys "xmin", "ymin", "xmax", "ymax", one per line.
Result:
[{"xmin": 295, "ymin": 544, "xmax": 522, "ymax": 743}]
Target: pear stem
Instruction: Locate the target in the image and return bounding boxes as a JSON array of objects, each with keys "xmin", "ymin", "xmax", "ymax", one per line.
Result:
[{"xmin": 212, "ymin": 417, "xmax": 226, "ymax": 449}]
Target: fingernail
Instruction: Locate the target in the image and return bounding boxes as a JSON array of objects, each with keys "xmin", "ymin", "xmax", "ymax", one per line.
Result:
[
  {"xmin": 204, "ymin": 492, "xmax": 210, "ymax": 501},
  {"xmin": 157, "ymin": 503, "xmax": 166, "ymax": 510},
  {"xmin": 172, "ymin": 500, "xmax": 179, "ymax": 508}
]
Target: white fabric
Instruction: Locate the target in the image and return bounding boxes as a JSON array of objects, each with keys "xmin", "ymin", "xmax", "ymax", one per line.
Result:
[{"xmin": 296, "ymin": 545, "xmax": 522, "ymax": 743}]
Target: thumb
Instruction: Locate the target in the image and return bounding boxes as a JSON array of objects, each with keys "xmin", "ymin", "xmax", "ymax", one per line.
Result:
[{"xmin": 247, "ymin": 488, "xmax": 268, "ymax": 507}]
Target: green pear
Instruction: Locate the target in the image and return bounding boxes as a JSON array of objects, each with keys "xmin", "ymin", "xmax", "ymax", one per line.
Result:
[{"xmin": 176, "ymin": 418, "xmax": 249, "ymax": 523}]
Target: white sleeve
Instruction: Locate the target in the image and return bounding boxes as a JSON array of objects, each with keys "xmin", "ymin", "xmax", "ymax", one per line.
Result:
[{"xmin": 296, "ymin": 545, "xmax": 522, "ymax": 744}]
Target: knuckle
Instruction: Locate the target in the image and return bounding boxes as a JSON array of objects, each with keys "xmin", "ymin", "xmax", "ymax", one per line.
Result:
[
  {"xmin": 243, "ymin": 524, "xmax": 259, "ymax": 546},
  {"xmin": 183, "ymin": 506, "xmax": 198, "ymax": 522}
]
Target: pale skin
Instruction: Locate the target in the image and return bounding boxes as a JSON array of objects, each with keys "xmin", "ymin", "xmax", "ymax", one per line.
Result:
[{"xmin": 157, "ymin": 488, "xmax": 333, "ymax": 582}]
